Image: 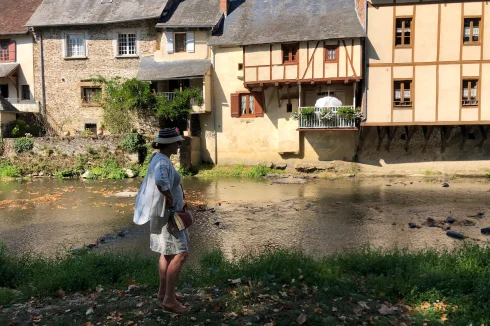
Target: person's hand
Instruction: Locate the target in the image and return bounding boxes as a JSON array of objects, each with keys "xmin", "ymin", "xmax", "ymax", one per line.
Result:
[{"xmin": 165, "ymin": 193, "xmax": 174, "ymax": 207}]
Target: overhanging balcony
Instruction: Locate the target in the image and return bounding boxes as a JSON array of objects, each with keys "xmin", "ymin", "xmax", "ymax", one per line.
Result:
[
  {"xmin": 157, "ymin": 91, "xmax": 206, "ymax": 114},
  {"xmin": 297, "ymin": 106, "xmax": 359, "ymax": 130},
  {"xmin": 5, "ymin": 98, "xmax": 40, "ymax": 113}
]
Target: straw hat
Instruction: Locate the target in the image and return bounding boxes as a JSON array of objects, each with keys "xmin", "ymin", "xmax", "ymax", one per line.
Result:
[{"xmin": 153, "ymin": 128, "xmax": 184, "ymax": 144}]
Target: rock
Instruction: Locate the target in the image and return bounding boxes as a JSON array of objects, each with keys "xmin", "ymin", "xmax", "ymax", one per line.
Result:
[
  {"xmin": 442, "ymin": 183, "xmax": 449, "ymax": 188},
  {"xmin": 81, "ymin": 171, "xmax": 91, "ymax": 179},
  {"xmin": 443, "ymin": 226, "xmax": 451, "ymax": 231},
  {"xmin": 481, "ymin": 227, "xmax": 490, "ymax": 235},
  {"xmin": 266, "ymin": 162, "xmax": 274, "ymax": 169},
  {"xmin": 408, "ymin": 222, "xmax": 417, "ymax": 229},
  {"xmin": 124, "ymin": 168, "xmax": 135, "ymax": 178},
  {"xmin": 99, "ymin": 237, "xmax": 106, "ymax": 243},
  {"xmin": 426, "ymin": 217, "xmax": 436, "ymax": 227},
  {"xmin": 336, "ymin": 202, "xmax": 342, "ymax": 205},
  {"xmin": 114, "ymin": 191, "xmax": 138, "ymax": 198},
  {"xmin": 446, "ymin": 231, "xmax": 465, "ymax": 239},
  {"xmin": 39, "ymin": 171, "xmax": 44, "ymax": 177},
  {"xmin": 63, "ymin": 131, "xmax": 70, "ymax": 137},
  {"xmin": 274, "ymin": 163, "xmax": 287, "ymax": 170},
  {"xmin": 446, "ymin": 216, "xmax": 456, "ymax": 224},
  {"xmin": 295, "ymin": 164, "xmax": 316, "ymax": 173}
]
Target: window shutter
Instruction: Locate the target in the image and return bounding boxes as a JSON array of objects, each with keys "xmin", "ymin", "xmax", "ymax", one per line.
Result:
[
  {"xmin": 252, "ymin": 92, "xmax": 265, "ymax": 117},
  {"xmin": 186, "ymin": 32, "xmax": 195, "ymax": 53},
  {"xmin": 8, "ymin": 40, "xmax": 16, "ymax": 62},
  {"xmin": 165, "ymin": 32, "xmax": 174, "ymax": 53},
  {"xmin": 230, "ymin": 93, "xmax": 240, "ymax": 117}
]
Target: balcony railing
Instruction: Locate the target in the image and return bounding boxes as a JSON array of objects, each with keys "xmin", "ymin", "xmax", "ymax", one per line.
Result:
[
  {"xmin": 5, "ymin": 98, "xmax": 40, "ymax": 113},
  {"xmin": 297, "ymin": 106, "xmax": 358, "ymax": 129},
  {"xmin": 157, "ymin": 91, "xmax": 204, "ymax": 112}
]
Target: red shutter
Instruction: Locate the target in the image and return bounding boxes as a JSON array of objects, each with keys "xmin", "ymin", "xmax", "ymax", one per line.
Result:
[
  {"xmin": 8, "ymin": 40, "xmax": 16, "ymax": 62},
  {"xmin": 230, "ymin": 93, "xmax": 240, "ymax": 117},
  {"xmin": 252, "ymin": 92, "xmax": 265, "ymax": 117}
]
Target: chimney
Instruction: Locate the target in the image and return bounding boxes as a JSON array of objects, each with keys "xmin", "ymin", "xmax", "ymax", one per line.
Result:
[{"xmin": 220, "ymin": 0, "xmax": 229, "ymax": 16}]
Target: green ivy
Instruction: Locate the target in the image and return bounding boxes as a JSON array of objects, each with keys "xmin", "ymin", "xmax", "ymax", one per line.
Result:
[
  {"xmin": 120, "ymin": 133, "xmax": 144, "ymax": 153},
  {"xmin": 155, "ymin": 88, "xmax": 203, "ymax": 129},
  {"xmin": 13, "ymin": 137, "xmax": 34, "ymax": 153}
]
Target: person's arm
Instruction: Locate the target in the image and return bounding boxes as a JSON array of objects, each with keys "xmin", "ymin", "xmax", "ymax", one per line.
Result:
[
  {"xmin": 154, "ymin": 159, "xmax": 174, "ymax": 208},
  {"xmin": 157, "ymin": 185, "xmax": 173, "ymax": 207}
]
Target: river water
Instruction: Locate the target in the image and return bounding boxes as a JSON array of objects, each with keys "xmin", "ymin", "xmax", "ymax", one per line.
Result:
[{"xmin": 0, "ymin": 177, "xmax": 489, "ymax": 259}]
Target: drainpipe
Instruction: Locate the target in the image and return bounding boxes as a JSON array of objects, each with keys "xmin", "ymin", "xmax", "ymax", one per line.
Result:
[
  {"xmin": 211, "ymin": 45, "xmax": 218, "ymax": 164},
  {"xmin": 39, "ymin": 31, "xmax": 46, "ymax": 117},
  {"xmin": 362, "ymin": 0, "xmax": 368, "ymax": 121}
]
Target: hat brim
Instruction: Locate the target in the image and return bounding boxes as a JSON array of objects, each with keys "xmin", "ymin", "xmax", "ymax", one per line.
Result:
[{"xmin": 154, "ymin": 135, "xmax": 185, "ymax": 144}]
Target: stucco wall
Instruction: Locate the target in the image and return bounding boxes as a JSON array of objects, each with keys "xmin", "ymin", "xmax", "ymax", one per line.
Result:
[
  {"xmin": 366, "ymin": 1, "xmax": 490, "ymax": 125},
  {"xmin": 154, "ymin": 30, "xmax": 210, "ymax": 62},
  {"xmin": 33, "ymin": 20, "xmax": 158, "ymax": 135}
]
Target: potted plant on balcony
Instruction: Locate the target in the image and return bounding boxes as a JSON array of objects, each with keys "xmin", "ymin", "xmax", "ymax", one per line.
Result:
[
  {"xmin": 318, "ymin": 108, "xmax": 335, "ymax": 121},
  {"xmin": 300, "ymin": 107, "xmax": 315, "ymax": 127}
]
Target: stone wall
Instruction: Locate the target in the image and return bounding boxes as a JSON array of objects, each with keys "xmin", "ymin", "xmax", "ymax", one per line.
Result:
[{"xmin": 32, "ymin": 20, "xmax": 159, "ymax": 136}]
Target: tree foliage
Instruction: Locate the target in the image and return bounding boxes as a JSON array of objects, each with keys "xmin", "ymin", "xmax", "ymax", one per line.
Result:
[{"xmin": 155, "ymin": 88, "xmax": 203, "ymax": 128}]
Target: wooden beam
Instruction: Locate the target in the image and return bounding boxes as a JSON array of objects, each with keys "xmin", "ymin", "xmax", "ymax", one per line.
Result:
[
  {"xmin": 385, "ymin": 126, "xmax": 398, "ymax": 151},
  {"xmin": 301, "ymin": 41, "xmax": 320, "ymax": 80},
  {"xmin": 422, "ymin": 126, "xmax": 434, "ymax": 153}
]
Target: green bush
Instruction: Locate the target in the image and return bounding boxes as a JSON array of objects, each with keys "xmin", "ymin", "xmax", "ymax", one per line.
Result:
[
  {"xmin": 13, "ymin": 137, "xmax": 34, "ymax": 153},
  {"xmin": 246, "ymin": 164, "xmax": 272, "ymax": 178},
  {"xmin": 54, "ymin": 169, "xmax": 78, "ymax": 178},
  {"xmin": 120, "ymin": 133, "xmax": 144, "ymax": 153},
  {"xmin": 86, "ymin": 159, "xmax": 126, "ymax": 180},
  {"xmin": 10, "ymin": 120, "xmax": 30, "ymax": 137},
  {"xmin": 0, "ymin": 159, "xmax": 21, "ymax": 178}
]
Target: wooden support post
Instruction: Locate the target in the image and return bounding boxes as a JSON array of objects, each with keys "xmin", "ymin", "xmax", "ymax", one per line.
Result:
[
  {"xmin": 356, "ymin": 126, "xmax": 365, "ymax": 154},
  {"xmin": 385, "ymin": 126, "xmax": 398, "ymax": 151},
  {"xmin": 376, "ymin": 126, "xmax": 387, "ymax": 151},
  {"xmin": 440, "ymin": 126, "xmax": 453, "ymax": 153},
  {"xmin": 459, "ymin": 125, "xmax": 468, "ymax": 151},
  {"xmin": 422, "ymin": 126, "xmax": 434, "ymax": 153},
  {"xmin": 478, "ymin": 125, "xmax": 489, "ymax": 149},
  {"xmin": 404, "ymin": 126, "xmax": 417, "ymax": 152}
]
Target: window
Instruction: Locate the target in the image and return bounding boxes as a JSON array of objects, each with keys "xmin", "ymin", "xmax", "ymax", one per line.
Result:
[
  {"xmin": 325, "ymin": 45, "xmax": 338, "ymax": 62},
  {"xmin": 395, "ymin": 18, "xmax": 412, "ymax": 47},
  {"xmin": 21, "ymin": 85, "xmax": 30, "ymax": 100},
  {"xmin": 0, "ymin": 84, "xmax": 8, "ymax": 98},
  {"xmin": 462, "ymin": 79, "xmax": 478, "ymax": 106},
  {"xmin": 282, "ymin": 43, "xmax": 299, "ymax": 64},
  {"xmin": 84, "ymin": 123, "xmax": 97, "ymax": 134},
  {"xmin": 175, "ymin": 33, "xmax": 187, "ymax": 53},
  {"xmin": 117, "ymin": 33, "xmax": 137, "ymax": 56},
  {"xmin": 238, "ymin": 63, "xmax": 243, "ymax": 70},
  {"xmin": 65, "ymin": 33, "xmax": 86, "ymax": 57},
  {"xmin": 82, "ymin": 87, "xmax": 101, "ymax": 104},
  {"xmin": 0, "ymin": 41, "xmax": 9, "ymax": 61},
  {"xmin": 240, "ymin": 94, "xmax": 255, "ymax": 116},
  {"xmin": 394, "ymin": 80, "xmax": 412, "ymax": 107},
  {"xmin": 464, "ymin": 18, "xmax": 481, "ymax": 44}
]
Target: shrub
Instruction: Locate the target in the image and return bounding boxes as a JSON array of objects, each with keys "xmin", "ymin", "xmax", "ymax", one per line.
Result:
[
  {"xmin": 0, "ymin": 159, "xmax": 21, "ymax": 178},
  {"xmin": 300, "ymin": 107, "xmax": 315, "ymax": 116},
  {"xmin": 10, "ymin": 120, "xmax": 30, "ymax": 137},
  {"xmin": 54, "ymin": 169, "xmax": 78, "ymax": 178},
  {"xmin": 13, "ymin": 137, "xmax": 34, "ymax": 153},
  {"xmin": 246, "ymin": 164, "xmax": 272, "ymax": 178},
  {"xmin": 86, "ymin": 159, "xmax": 126, "ymax": 180},
  {"xmin": 120, "ymin": 133, "xmax": 144, "ymax": 153}
]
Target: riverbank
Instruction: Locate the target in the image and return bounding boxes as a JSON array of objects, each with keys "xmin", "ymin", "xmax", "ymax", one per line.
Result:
[{"xmin": 1, "ymin": 244, "xmax": 489, "ymax": 325}]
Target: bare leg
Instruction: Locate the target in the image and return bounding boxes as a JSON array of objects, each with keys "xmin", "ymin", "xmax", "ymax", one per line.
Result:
[
  {"xmin": 162, "ymin": 252, "xmax": 189, "ymax": 313},
  {"xmin": 158, "ymin": 255, "xmax": 184, "ymax": 303}
]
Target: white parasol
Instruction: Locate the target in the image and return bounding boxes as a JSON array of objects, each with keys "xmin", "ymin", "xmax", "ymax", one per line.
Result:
[{"xmin": 314, "ymin": 96, "xmax": 342, "ymax": 107}]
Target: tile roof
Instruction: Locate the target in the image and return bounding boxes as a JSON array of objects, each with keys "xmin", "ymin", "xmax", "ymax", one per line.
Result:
[
  {"xmin": 0, "ymin": 0, "xmax": 44, "ymax": 35},
  {"xmin": 209, "ymin": 0, "xmax": 365, "ymax": 46},
  {"xmin": 137, "ymin": 56, "xmax": 211, "ymax": 80},
  {"xmin": 0, "ymin": 63, "xmax": 20, "ymax": 78},
  {"xmin": 26, "ymin": 0, "xmax": 170, "ymax": 27},
  {"xmin": 157, "ymin": 0, "xmax": 223, "ymax": 28}
]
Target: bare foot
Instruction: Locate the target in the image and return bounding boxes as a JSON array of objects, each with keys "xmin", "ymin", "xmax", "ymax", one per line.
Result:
[
  {"xmin": 158, "ymin": 292, "xmax": 184, "ymax": 302},
  {"xmin": 162, "ymin": 300, "xmax": 189, "ymax": 315}
]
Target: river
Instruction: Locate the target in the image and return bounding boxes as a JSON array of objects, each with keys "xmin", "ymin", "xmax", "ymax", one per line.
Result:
[{"xmin": 0, "ymin": 177, "xmax": 489, "ymax": 260}]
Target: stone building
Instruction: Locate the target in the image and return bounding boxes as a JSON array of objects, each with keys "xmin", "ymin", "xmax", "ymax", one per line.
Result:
[
  {"xmin": 0, "ymin": 0, "xmax": 43, "ymax": 133},
  {"xmin": 26, "ymin": 0, "xmax": 170, "ymax": 135}
]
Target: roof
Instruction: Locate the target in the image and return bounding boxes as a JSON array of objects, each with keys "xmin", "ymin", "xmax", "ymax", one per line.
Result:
[
  {"xmin": 0, "ymin": 0, "xmax": 44, "ymax": 35},
  {"xmin": 209, "ymin": 0, "xmax": 365, "ymax": 46},
  {"xmin": 0, "ymin": 63, "xmax": 19, "ymax": 78},
  {"xmin": 137, "ymin": 56, "xmax": 211, "ymax": 81},
  {"xmin": 26, "ymin": 0, "xmax": 170, "ymax": 27},
  {"xmin": 157, "ymin": 0, "xmax": 223, "ymax": 28},
  {"xmin": 0, "ymin": 96, "xmax": 19, "ymax": 113}
]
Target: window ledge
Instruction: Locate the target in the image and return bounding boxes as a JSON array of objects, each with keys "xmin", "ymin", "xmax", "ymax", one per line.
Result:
[
  {"xmin": 282, "ymin": 62, "xmax": 298, "ymax": 66},
  {"xmin": 463, "ymin": 43, "xmax": 481, "ymax": 46},
  {"xmin": 395, "ymin": 45, "xmax": 412, "ymax": 49},
  {"xmin": 64, "ymin": 56, "xmax": 88, "ymax": 60},
  {"xmin": 115, "ymin": 55, "xmax": 139, "ymax": 59}
]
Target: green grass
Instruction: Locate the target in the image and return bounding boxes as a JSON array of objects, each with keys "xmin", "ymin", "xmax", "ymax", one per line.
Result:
[
  {"xmin": 196, "ymin": 163, "xmax": 284, "ymax": 178},
  {"xmin": 1, "ymin": 243, "xmax": 490, "ymax": 324},
  {"xmin": 0, "ymin": 159, "xmax": 21, "ymax": 178},
  {"xmin": 85, "ymin": 159, "xmax": 127, "ymax": 179}
]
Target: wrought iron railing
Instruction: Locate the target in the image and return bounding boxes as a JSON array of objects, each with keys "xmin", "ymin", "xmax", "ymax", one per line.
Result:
[
  {"xmin": 157, "ymin": 91, "xmax": 203, "ymax": 107},
  {"xmin": 298, "ymin": 106, "xmax": 358, "ymax": 129}
]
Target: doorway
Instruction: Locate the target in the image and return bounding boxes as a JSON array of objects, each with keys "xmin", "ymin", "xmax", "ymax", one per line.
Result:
[{"xmin": 0, "ymin": 84, "xmax": 8, "ymax": 98}]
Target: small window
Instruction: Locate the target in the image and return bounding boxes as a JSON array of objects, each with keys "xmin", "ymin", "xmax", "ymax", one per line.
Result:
[
  {"xmin": 174, "ymin": 33, "xmax": 187, "ymax": 53},
  {"xmin": 462, "ymin": 79, "xmax": 478, "ymax": 106},
  {"xmin": 0, "ymin": 84, "xmax": 9, "ymax": 98},
  {"xmin": 117, "ymin": 33, "xmax": 137, "ymax": 56},
  {"xmin": 0, "ymin": 41, "xmax": 9, "ymax": 61},
  {"xmin": 464, "ymin": 18, "xmax": 481, "ymax": 44},
  {"xmin": 21, "ymin": 85, "xmax": 30, "ymax": 100},
  {"xmin": 325, "ymin": 45, "xmax": 338, "ymax": 62},
  {"xmin": 82, "ymin": 87, "xmax": 101, "ymax": 104},
  {"xmin": 395, "ymin": 18, "xmax": 412, "ymax": 47},
  {"xmin": 282, "ymin": 43, "xmax": 299, "ymax": 64},
  {"xmin": 65, "ymin": 33, "xmax": 86, "ymax": 57},
  {"xmin": 238, "ymin": 63, "xmax": 243, "ymax": 70},
  {"xmin": 394, "ymin": 80, "xmax": 412, "ymax": 107},
  {"xmin": 240, "ymin": 94, "xmax": 255, "ymax": 116},
  {"xmin": 84, "ymin": 123, "xmax": 97, "ymax": 134}
]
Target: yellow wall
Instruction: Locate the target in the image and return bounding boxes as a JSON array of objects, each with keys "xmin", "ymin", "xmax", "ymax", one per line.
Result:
[
  {"xmin": 243, "ymin": 39, "xmax": 362, "ymax": 83},
  {"xmin": 366, "ymin": 1, "xmax": 490, "ymax": 125},
  {"xmin": 154, "ymin": 30, "xmax": 210, "ymax": 62}
]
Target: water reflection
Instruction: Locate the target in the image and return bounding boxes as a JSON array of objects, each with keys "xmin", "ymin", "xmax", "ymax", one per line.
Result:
[{"xmin": 0, "ymin": 178, "xmax": 489, "ymax": 259}]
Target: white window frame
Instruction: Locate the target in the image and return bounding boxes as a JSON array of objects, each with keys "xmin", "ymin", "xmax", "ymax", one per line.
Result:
[
  {"xmin": 113, "ymin": 29, "xmax": 140, "ymax": 58},
  {"xmin": 62, "ymin": 31, "xmax": 88, "ymax": 59}
]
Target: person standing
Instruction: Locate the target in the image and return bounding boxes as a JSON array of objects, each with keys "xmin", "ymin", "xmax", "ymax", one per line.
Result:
[{"xmin": 134, "ymin": 128, "xmax": 189, "ymax": 314}]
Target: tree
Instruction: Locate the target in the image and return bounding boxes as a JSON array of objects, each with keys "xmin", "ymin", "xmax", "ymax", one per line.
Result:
[{"xmin": 155, "ymin": 88, "xmax": 203, "ymax": 131}]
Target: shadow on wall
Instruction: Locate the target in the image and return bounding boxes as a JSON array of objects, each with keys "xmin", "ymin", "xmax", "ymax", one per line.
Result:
[{"xmin": 357, "ymin": 126, "xmax": 490, "ymax": 166}]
